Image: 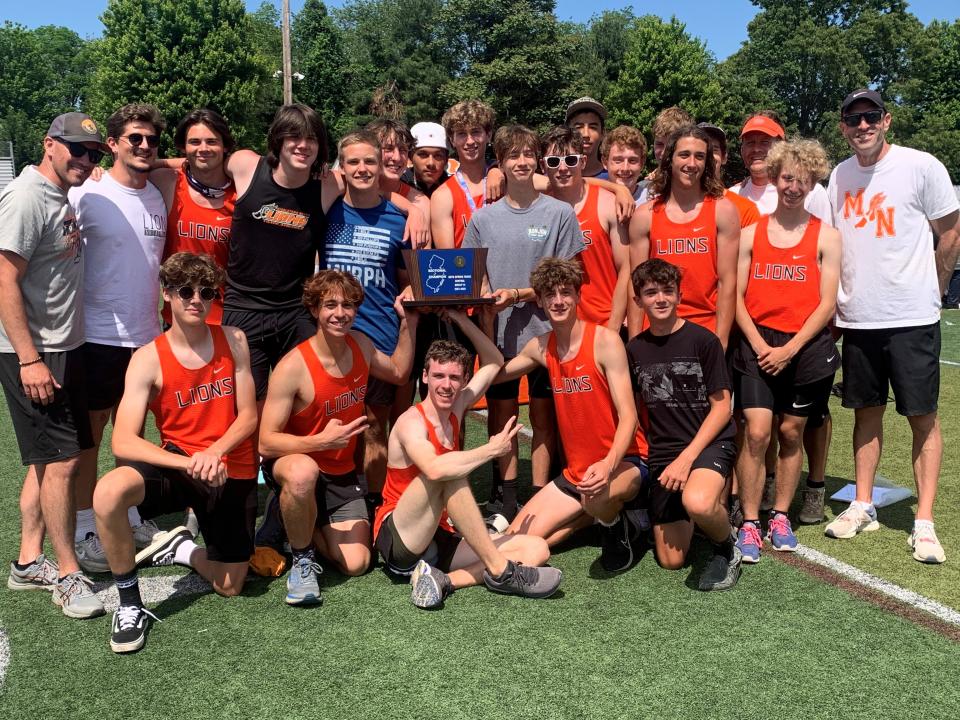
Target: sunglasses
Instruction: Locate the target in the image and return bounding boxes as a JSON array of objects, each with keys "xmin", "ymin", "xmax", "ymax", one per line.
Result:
[
  {"xmin": 53, "ymin": 137, "xmax": 104, "ymax": 164},
  {"xmin": 543, "ymin": 154, "xmax": 582, "ymax": 169},
  {"xmin": 169, "ymin": 285, "xmax": 218, "ymax": 302},
  {"xmin": 841, "ymin": 110, "xmax": 883, "ymax": 127},
  {"xmin": 121, "ymin": 133, "xmax": 161, "ymax": 148}
]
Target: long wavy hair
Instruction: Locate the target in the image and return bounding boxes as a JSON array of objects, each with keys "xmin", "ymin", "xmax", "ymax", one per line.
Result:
[{"xmin": 650, "ymin": 126, "xmax": 725, "ymax": 202}]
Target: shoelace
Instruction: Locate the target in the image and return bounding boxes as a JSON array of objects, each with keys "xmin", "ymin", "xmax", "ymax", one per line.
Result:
[
  {"xmin": 768, "ymin": 514, "xmax": 792, "ymax": 538},
  {"xmin": 740, "ymin": 523, "xmax": 763, "ymax": 547},
  {"xmin": 60, "ymin": 572, "xmax": 94, "ymax": 598},
  {"xmin": 116, "ymin": 605, "xmax": 160, "ymax": 630},
  {"xmin": 913, "ymin": 525, "xmax": 938, "ymax": 546},
  {"xmin": 296, "ymin": 558, "xmax": 322, "ymax": 580}
]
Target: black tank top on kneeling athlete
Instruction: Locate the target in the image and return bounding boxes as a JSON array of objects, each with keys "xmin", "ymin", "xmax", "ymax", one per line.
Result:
[{"xmin": 225, "ymin": 157, "xmax": 326, "ymax": 311}]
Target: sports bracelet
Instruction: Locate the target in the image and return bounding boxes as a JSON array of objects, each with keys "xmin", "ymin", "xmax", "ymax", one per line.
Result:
[
  {"xmin": 18, "ymin": 357, "xmax": 42, "ymax": 368},
  {"xmin": 513, "ymin": 288, "xmax": 521, "ymax": 304}
]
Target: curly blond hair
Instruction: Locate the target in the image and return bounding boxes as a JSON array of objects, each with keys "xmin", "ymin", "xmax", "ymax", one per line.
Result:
[{"xmin": 765, "ymin": 138, "xmax": 831, "ymax": 184}]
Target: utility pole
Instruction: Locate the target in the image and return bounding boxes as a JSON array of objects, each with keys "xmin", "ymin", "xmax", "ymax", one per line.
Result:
[{"xmin": 281, "ymin": 0, "xmax": 292, "ymax": 105}]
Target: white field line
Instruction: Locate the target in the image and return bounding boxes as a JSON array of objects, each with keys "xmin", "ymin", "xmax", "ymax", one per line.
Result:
[
  {"xmin": 470, "ymin": 408, "xmax": 533, "ymax": 438},
  {"xmin": 0, "ymin": 626, "xmax": 8, "ymax": 688},
  {"xmin": 939, "ymin": 359, "xmax": 960, "ymax": 367},
  {"xmin": 472, "ymin": 409, "xmax": 959, "ymax": 626}
]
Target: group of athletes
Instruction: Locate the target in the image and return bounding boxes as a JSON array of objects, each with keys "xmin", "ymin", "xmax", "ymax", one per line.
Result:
[{"xmin": 1, "ymin": 86, "xmax": 958, "ymax": 655}]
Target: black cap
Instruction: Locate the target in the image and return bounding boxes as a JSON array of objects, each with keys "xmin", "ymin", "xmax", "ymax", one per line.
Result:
[
  {"xmin": 697, "ymin": 122, "xmax": 727, "ymax": 151},
  {"xmin": 47, "ymin": 112, "xmax": 109, "ymax": 150},
  {"xmin": 841, "ymin": 89, "xmax": 885, "ymax": 115},
  {"xmin": 565, "ymin": 97, "xmax": 607, "ymax": 124}
]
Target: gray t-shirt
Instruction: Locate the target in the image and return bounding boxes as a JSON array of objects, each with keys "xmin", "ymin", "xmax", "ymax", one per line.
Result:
[
  {"xmin": 463, "ymin": 193, "xmax": 583, "ymax": 357},
  {"xmin": 0, "ymin": 166, "xmax": 85, "ymax": 353}
]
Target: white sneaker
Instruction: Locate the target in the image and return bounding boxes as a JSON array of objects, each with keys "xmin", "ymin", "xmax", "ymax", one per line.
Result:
[
  {"xmin": 824, "ymin": 502, "xmax": 879, "ymax": 539},
  {"xmin": 132, "ymin": 519, "xmax": 162, "ymax": 550},
  {"xmin": 75, "ymin": 532, "xmax": 110, "ymax": 573},
  {"xmin": 910, "ymin": 523, "xmax": 946, "ymax": 564}
]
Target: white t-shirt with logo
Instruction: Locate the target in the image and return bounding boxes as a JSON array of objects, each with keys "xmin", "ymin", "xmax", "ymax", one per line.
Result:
[
  {"xmin": 827, "ymin": 144, "xmax": 959, "ymax": 329},
  {"xmin": 729, "ymin": 177, "xmax": 831, "ymax": 220},
  {"xmin": 69, "ymin": 173, "xmax": 167, "ymax": 347}
]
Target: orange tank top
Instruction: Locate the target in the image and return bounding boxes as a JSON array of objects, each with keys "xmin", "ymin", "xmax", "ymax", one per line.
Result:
[
  {"xmin": 744, "ymin": 215, "xmax": 822, "ymax": 334},
  {"xmin": 396, "ymin": 182, "xmax": 413, "ymax": 199},
  {"xmin": 148, "ymin": 326, "xmax": 257, "ymax": 479},
  {"xmin": 575, "ymin": 185, "xmax": 618, "ymax": 325},
  {"xmin": 724, "ymin": 189, "xmax": 761, "ymax": 228},
  {"xmin": 649, "ymin": 195, "xmax": 719, "ymax": 332},
  {"xmin": 546, "ymin": 323, "xmax": 647, "ymax": 484},
  {"xmin": 442, "ymin": 174, "xmax": 484, "ymax": 248},
  {"xmin": 374, "ymin": 403, "xmax": 460, "ymax": 539},
  {"xmin": 283, "ymin": 335, "xmax": 369, "ymax": 475},
  {"xmin": 163, "ymin": 168, "xmax": 236, "ymax": 325}
]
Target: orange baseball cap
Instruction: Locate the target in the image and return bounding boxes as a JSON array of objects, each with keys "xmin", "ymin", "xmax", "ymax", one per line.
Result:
[{"xmin": 739, "ymin": 116, "xmax": 785, "ymax": 139}]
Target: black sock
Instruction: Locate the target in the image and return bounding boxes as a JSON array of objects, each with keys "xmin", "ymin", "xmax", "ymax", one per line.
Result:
[
  {"xmin": 501, "ymin": 479, "xmax": 518, "ymax": 511},
  {"xmin": 488, "ymin": 461, "xmax": 503, "ymax": 503},
  {"xmin": 806, "ymin": 479, "xmax": 825, "ymax": 489},
  {"xmin": 743, "ymin": 518, "xmax": 760, "ymax": 527},
  {"xmin": 291, "ymin": 546, "xmax": 314, "ymax": 563},
  {"xmin": 770, "ymin": 509, "xmax": 789, "ymax": 518},
  {"xmin": 365, "ymin": 492, "xmax": 383, "ymax": 509},
  {"xmin": 114, "ymin": 569, "xmax": 143, "ymax": 608},
  {"xmin": 13, "ymin": 559, "xmax": 33, "ymax": 571},
  {"xmin": 713, "ymin": 536, "xmax": 735, "ymax": 561}
]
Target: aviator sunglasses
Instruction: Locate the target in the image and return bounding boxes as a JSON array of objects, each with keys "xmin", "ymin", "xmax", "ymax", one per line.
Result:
[
  {"xmin": 53, "ymin": 137, "xmax": 105, "ymax": 164},
  {"xmin": 168, "ymin": 285, "xmax": 218, "ymax": 302},
  {"xmin": 543, "ymin": 154, "xmax": 582, "ymax": 169},
  {"xmin": 841, "ymin": 110, "xmax": 883, "ymax": 127}
]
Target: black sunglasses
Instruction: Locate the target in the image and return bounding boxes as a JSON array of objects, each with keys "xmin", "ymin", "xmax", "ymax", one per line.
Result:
[
  {"xmin": 842, "ymin": 110, "xmax": 883, "ymax": 127},
  {"xmin": 169, "ymin": 285, "xmax": 218, "ymax": 302},
  {"xmin": 543, "ymin": 154, "xmax": 582, "ymax": 169},
  {"xmin": 53, "ymin": 137, "xmax": 104, "ymax": 164},
  {"xmin": 121, "ymin": 133, "xmax": 161, "ymax": 148}
]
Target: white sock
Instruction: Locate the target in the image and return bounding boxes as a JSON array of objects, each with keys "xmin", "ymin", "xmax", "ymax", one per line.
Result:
[
  {"xmin": 913, "ymin": 519, "xmax": 935, "ymax": 532},
  {"xmin": 174, "ymin": 538, "xmax": 199, "ymax": 567},
  {"xmin": 852, "ymin": 500, "xmax": 876, "ymax": 517},
  {"xmin": 75, "ymin": 508, "xmax": 96, "ymax": 542},
  {"xmin": 127, "ymin": 506, "xmax": 143, "ymax": 527}
]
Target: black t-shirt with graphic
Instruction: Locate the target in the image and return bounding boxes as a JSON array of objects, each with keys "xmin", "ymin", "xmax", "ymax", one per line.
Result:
[{"xmin": 626, "ymin": 321, "xmax": 735, "ymax": 468}]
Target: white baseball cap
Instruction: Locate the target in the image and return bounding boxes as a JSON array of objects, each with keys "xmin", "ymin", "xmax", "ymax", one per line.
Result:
[{"xmin": 411, "ymin": 122, "xmax": 448, "ymax": 151}]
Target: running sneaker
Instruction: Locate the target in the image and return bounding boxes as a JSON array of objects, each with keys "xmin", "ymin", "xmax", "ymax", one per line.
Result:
[
  {"xmin": 798, "ymin": 486, "xmax": 825, "ymax": 524},
  {"xmin": 7, "ymin": 554, "xmax": 59, "ymax": 591},
  {"xmin": 53, "ymin": 571, "xmax": 105, "ymax": 619},
  {"xmin": 75, "ymin": 532, "xmax": 110, "ymax": 574},
  {"xmin": 759, "ymin": 474, "xmax": 776, "ymax": 512},
  {"xmin": 482, "ymin": 560, "xmax": 562, "ymax": 599},
  {"xmin": 110, "ymin": 604, "xmax": 159, "ymax": 654},
  {"xmin": 135, "ymin": 526, "xmax": 193, "ymax": 569},
  {"xmin": 910, "ymin": 523, "xmax": 946, "ymax": 564},
  {"xmin": 698, "ymin": 546, "xmax": 743, "ymax": 592},
  {"xmin": 410, "ymin": 559, "xmax": 453, "ymax": 609},
  {"xmin": 285, "ymin": 555, "xmax": 323, "ymax": 606},
  {"xmin": 767, "ymin": 513, "xmax": 798, "ymax": 551},
  {"xmin": 736, "ymin": 522, "xmax": 763, "ymax": 564},
  {"xmin": 600, "ymin": 514, "xmax": 636, "ymax": 572},
  {"xmin": 131, "ymin": 519, "xmax": 162, "ymax": 550},
  {"xmin": 485, "ymin": 513, "xmax": 510, "ymax": 535},
  {"xmin": 824, "ymin": 502, "xmax": 879, "ymax": 539},
  {"xmin": 254, "ymin": 491, "xmax": 288, "ymax": 553}
]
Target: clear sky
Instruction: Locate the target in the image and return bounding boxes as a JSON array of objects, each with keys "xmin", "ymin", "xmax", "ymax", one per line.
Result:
[{"xmin": 3, "ymin": 1, "xmax": 957, "ymax": 60}]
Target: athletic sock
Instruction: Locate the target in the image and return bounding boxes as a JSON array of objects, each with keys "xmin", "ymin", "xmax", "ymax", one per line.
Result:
[
  {"xmin": 173, "ymin": 538, "xmax": 199, "ymax": 567},
  {"xmin": 501, "ymin": 479, "xmax": 517, "ymax": 510},
  {"xmin": 913, "ymin": 519, "xmax": 935, "ymax": 532},
  {"xmin": 114, "ymin": 569, "xmax": 143, "ymax": 608},
  {"xmin": 291, "ymin": 546, "xmax": 315, "ymax": 564},
  {"xmin": 127, "ymin": 506, "xmax": 143, "ymax": 527},
  {"xmin": 488, "ymin": 461, "xmax": 503, "ymax": 503},
  {"xmin": 713, "ymin": 535, "xmax": 735, "ymax": 562},
  {"xmin": 743, "ymin": 519, "xmax": 760, "ymax": 527},
  {"xmin": 770, "ymin": 509, "xmax": 789, "ymax": 518},
  {"xmin": 75, "ymin": 508, "xmax": 96, "ymax": 542},
  {"xmin": 13, "ymin": 559, "xmax": 33, "ymax": 571},
  {"xmin": 806, "ymin": 479, "xmax": 825, "ymax": 489},
  {"xmin": 852, "ymin": 500, "xmax": 877, "ymax": 518}
]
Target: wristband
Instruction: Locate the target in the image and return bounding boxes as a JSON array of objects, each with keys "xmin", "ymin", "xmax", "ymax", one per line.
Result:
[
  {"xmin": 513, "ymin": 288, "xmax": 520, "ymax": 305},
  {"xmin": 18, "ymin": 357, "xmax": 42, "ymax": 368}
]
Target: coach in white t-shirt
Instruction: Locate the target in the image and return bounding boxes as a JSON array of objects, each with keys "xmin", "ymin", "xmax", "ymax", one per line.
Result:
[
  {"xmin": 67, "ymin": 104, "xmax": 168, "ymax": 572},
  {"xmin": 824, "ymin": 88, "xmax": 960, "ymax": 563}
]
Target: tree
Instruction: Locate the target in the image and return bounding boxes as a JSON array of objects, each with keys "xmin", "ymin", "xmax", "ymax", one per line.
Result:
[
  {"xmin": 292, "ymin": 0, "xmax": 350, "ymax": 139},
  {"xmin": 89, "ymin": 0, "xmax": 268, "ymax": 151},
  {"xmin": 0, "ymin": 23, "xmax": 96, "ymax": 172},
  {"xmin": 565, "ymin": 9, "xmax": 635, "ymax": 103},
  {"xmin": 436, "ymin": 0, "xmax": 579, "ymax": 128}
]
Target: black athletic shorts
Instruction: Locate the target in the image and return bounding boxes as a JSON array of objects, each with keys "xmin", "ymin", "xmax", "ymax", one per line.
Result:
[
  {"xmin": 486, "ymin": 365, "xmax": 552, "ymax": 401},
  {"xmin": 551, "ymin": 455, "xmax": 649, "ymax": 500},
  {"xmin": 221, "ymin": 305, "xmax": 316, "ymax": 400},
  {"xmin": 736, "ymin": 372, "xmax": 835, "ymax": 418},
  {"xmin": 0, "ymin": 349, "xmax": 94, "ymax": 465},
  {"xmin": 734, "ymin": 325, "xmax": 839, "ymax": 386},
  {"xmin": 374, "ymin": 512, "xmax": 463, "ymax": 576},
  {"xmin": 125, "ymin": 461, "xmax": 257, "ymax": 563},
  {"xmin": 647, "ymin": 439, "xmax": 737, "ymax": 526},
  {"xmin": 81, "ymin": 342, "xmax": 136, "ymax": 411},
  {"xmin": 841, "ymin": 323, "xmax": 940, "ymax": 416},
  {"xmin": 262, "ymin": 459, "xmax": 369, "ymax": 526},
  {"xmin": 806, "ymin": 406, "xmax": 830, "ymax": 430}
]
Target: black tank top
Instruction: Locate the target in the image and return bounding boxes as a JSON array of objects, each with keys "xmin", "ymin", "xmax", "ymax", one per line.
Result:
[{"xmin": 225, "ymin": 157, "xmax": 325, "ymax": 310}]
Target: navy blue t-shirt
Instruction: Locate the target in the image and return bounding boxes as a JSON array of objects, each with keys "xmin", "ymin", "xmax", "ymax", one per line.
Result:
[{"xmin": 323, "ymin": 198, "xmax": 408, "ymax": 353}]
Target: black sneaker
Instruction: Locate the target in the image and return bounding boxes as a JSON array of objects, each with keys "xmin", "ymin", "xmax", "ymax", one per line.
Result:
[
  {"xmin": 482, "ymin": 560, "xmax": 562, "ymax": 599},
  {"xmin": 410, "ymin": 559, "xmax": 453, "ymax": 609},
  {"xmin": 600, "ymin": 514, "xmax": 636, "ymax": 572},
  {"xmin": 110, "ymin": 604, "xmax": 158, "ymax": 654},
  {"xmin": 698, "ymin": 546, "xmax": 743, "ymax": 591},
  {"xmin": 254, "ymin": 490, "xmax": 288, "ymax": 552},
  {"xmin": 134, "ymin": 526, "xmax": 193, "ymax": 569},
  {"xmin": 727, "ymin": 495, "xmax": 744, "ymax": 530}
]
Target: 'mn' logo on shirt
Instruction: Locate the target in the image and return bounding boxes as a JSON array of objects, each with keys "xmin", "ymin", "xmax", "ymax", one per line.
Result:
[{"xmin": 842, "ymin": 188, "xmax": 895, "ymax": 238}]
